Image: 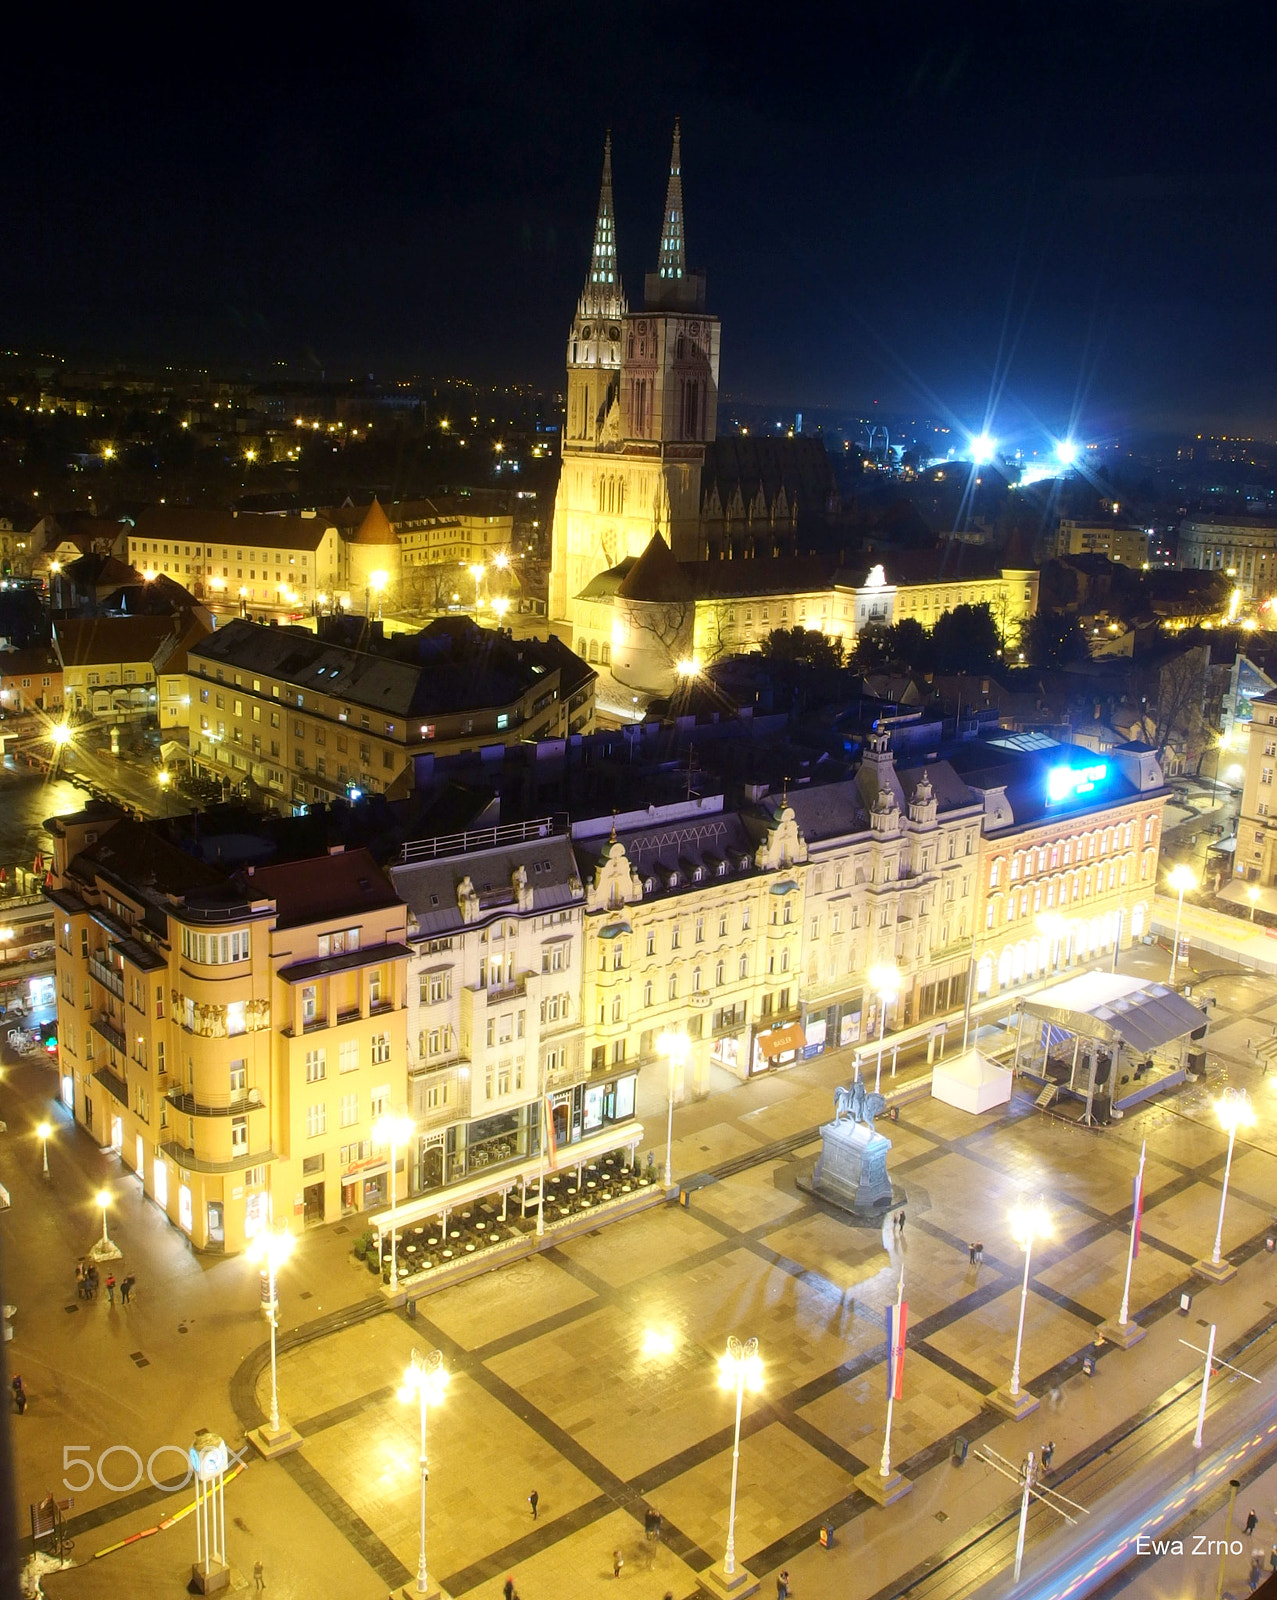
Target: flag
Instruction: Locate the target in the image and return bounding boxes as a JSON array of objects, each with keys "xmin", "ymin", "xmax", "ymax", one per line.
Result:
[
  {"xmin": 885, "ymin": 1300, "xmax": 908, "ymax": 1400},
  {"xmin": 543, "ymin": 1095, "xmax": 559, "ymax": 1172},
  {"xmin": 1132, "ymin": 1170, "xmax": 1144, "ymax": 1258}
]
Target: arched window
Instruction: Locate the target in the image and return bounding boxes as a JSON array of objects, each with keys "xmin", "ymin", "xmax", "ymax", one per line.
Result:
[
  {"xmin": 600, "ymin": 643, "xmax": 611, "ymax": 666},
  {"xmin": 1131, "ymin": 902, "xmax": 1146, "ymax": 937},
  {"xmin": 643, "ymin": 980, "xmax": 653, "ymax": 1007},
  {"xmin": 977, "ymin": 953, "xmax": 994, "ymax": 994},
  {"xmin": 997, "ymin": 946, "xmax": 1013, "ymax": 988},
  {"xmin": 589, "ymin": 641, "xmax": 599, "ymax": 662}
]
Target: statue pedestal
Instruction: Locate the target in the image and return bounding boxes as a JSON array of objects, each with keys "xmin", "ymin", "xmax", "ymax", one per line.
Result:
[{"xmin": 805, "ymin": 1118, "xmax": 896, "ymax": 1216}]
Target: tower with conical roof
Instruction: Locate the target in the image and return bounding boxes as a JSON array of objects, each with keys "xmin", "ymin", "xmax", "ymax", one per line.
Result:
[{"xmin": 550, "ymin": 123, "xmax": 721, "ymax": 669}]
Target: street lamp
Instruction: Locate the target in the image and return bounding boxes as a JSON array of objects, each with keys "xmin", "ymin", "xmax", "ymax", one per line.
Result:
[
  {"xmin": 468, "ymin": 563, "xmax": 484, "ymax": 609},
  {"xmin": 491, "ymin": 596, "xmax": 509, "ymax": 626},
  {"xmin": 1167, "ymin": 863, "xmax": 1197, "ymax": 987},
  {"xmin": 91, "ymin": 1187, "xmax": 121, "ymax": 1261},
  {"xmin": 1196, "ymin": 1088, "xmax": 1256, "ymax": 1282},
  {"xmin": 717, "ymin": 1336, "xmax": 763, "ymax": 1583},
  {"xmin": 36, "ymin": 1120, "xmax": 51, "ymax": 1178},
  {"xmin": 398, "ymin": 1348, "xmax": 448, "ymax": 1596},
  {"xmin": 992, "ymin": 1195, "xmax": 1051, "ymax": 1419},
  {"xmin": 157, "ymin": 769, "xmax": 171, "ymax": 815},
  {"xmin": 246, "ymin": 1224, "xmax": 298, "ymax": 1451},
  {"xmin": 657, "ymin": 1029, "xmax": 689, "ymax": 1190},
  {"xmin": 372, "ymin": 1111, "xmax": 415, "ymax": 1287},
  {"xmin": 369, "ymin": 569, "xmax": 388, "ymax": 620},
  {"xmin": 869, "ymin": 963, "xmax": 901, "ymax": 1093},
  {"xmin": 1247, "ymin": 884, "xmax": 1261, "ymax": 921}
]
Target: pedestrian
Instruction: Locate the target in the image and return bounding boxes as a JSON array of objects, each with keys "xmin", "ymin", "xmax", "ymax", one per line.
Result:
[
  {"xmin": 253, "ymin": 1559, "xmax": 265, "ymax": 1591},
  {"xmin": 1246, "ymin": 1509, "xmax": 1259, "ymax": 1536},
  {"xmin": 528, "ymin": 1489, "xmax": 538, "ymax": 1521},
  {"xmin": 613, "ymin": 1548, "xmax": 623, "ymax": 1578},
  {"xmin": 899, "ymin": 1210, "xmax": 907, "ymax": 1233},
  {"xmin": 105, "ymin": 1274, "xmax": 116, "ymax": 1304},
  {"xmin": 1269, "ymin": 1543, "xmax": 1277, "ymax": 1574},
  {"xmin": 86, "ymin": 1264, "xmax": 98, "ymax": 1299},
  {"xmin": 75, "ymin": 1260, "xmax": 87, "ymax": 1298},
  {"xmin": 977, "ymin": 1242, "xmax": 984, "ymax": 1264},
  {"xmin": 504, "ymin": 1580, "xmax": 514, "ymax": 1600},
  {"xmin": 120, "ymin": 1275, "xmax": 135, "ymax": 1305},
  {"xmin": 11, "ymin": 1375, "xmax": 25, "ymax": 1414},
  {"xmin": 1250, "ymin": 1554, "xmax": 1263, "ymax": 1593},
  {"xmin": 969, "ymin": 1243, "xmax": 976, "ymax": 1265},
  {"xmin": 1042, "ymin": 1440, "xmax": 1055, "ymax": 1470},
  {"xmin": 777, "ymin": 1570, "xmax": 790, "ymax": 1599}
]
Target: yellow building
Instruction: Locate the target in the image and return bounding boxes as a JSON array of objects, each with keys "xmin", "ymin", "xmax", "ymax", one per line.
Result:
[
  {"xmin": 187, "ymin": 618, "xmax": 595, "ymax": 811},
  {"xmin": 46, "ymin": 812, "xmax": 410, "ymax": 1252},
  {"xmin": 54, "ymin": 615, "xmax": 210, "ymax": 722},
  {"xmin": 574, "ymin": 797, "xmax": 807, "ymax": 1094},
  {"xmin": 1236, "ymin": 688, "xmax": 1277, "ymax": 884},
  {"xmin": 129, "ymin": 507, "xmax": 344, "ymax": 610}
]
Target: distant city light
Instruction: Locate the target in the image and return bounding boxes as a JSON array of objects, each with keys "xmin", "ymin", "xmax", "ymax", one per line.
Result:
[{"xmin": 970, "ymin": 432, "xmax": 996, "ymax": 465}]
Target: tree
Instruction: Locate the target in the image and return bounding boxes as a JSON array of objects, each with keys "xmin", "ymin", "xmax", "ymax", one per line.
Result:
[
  {"xmin": 885, "ymin": 617, "xmax": 933, "ymax": 672},
  {"xmin": 1024, "ymin": 611, "xmax": 1090, "ymax": 670},
  {"xmin": 931, "ymin": 602, "xmax": 1001, "ymax": 674},
  {"xmin": 1135, "ymin": 645, "xmax": 1209, "ymax": 763},
  {"xmin": 761, "ymin": 626, "xmax": 845, "ymax": 670}
]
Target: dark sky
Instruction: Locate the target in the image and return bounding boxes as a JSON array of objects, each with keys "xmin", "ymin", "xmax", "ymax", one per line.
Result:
[{"xmin": 4, "ymin": 2, "xmax": 1276, "ymax": 436}]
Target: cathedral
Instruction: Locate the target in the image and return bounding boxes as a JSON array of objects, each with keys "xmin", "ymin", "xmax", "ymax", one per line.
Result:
[{"xmin": 548, "ymin": 129, "xmax": 1037, "ymax": 699}]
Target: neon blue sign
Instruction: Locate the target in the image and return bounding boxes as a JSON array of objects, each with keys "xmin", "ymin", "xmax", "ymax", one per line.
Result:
[{"xmin": 1047, "ymin": 761, "xmax": 1108, "ymax": 803}]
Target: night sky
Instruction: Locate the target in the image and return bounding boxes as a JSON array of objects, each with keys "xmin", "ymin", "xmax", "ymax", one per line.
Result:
[{"xmin": 4, "ymin": 2, "xmax": 1276, "ymax": 435}]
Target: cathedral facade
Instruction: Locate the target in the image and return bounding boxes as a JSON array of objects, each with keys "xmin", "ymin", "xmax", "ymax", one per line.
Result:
[{"xmin": 548, "ymin": 126, "xmax": 721, "ymax": 648}]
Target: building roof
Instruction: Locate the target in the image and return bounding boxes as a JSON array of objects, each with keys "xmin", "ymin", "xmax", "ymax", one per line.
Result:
[
  {"xmin": 131, "ymin": 506, "xmax": 336, "ymax": 553},
  {"xmin": 249, "ymin": 847, "xmax": 400, "ymax": 929},
  {"xmin": 54, "ymin": 615, "xmax": 183, "ymax": 669},
  {"xmin": 700, "ymin": 435, "xmax": 838, "ymax": 519},
  {"xmin": 578, "ymin": 810, "xmax": 758, "ymax": 899},
  {"xmin": 350, "ymin": 496, "xmax": 396, "ymax": 546},
  {"xmin": 69, "ymin": 815, "xmax": 232, "ymax": 901},
  {"xmin": 0, "ymin": 646, "xmax": 61, "ymax": 679},
  {"xmin": 392, "ymin": 835, "xmax": 582, "ymax": 936},
  {"xmin": 190, "ymin": 617, "xmax": 565, "ymax": 719}
]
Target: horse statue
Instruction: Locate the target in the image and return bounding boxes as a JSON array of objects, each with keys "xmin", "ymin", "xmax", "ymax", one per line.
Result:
[{"xmin": 832, "ymin": 1077, "xmax": 887, "ymax": 1134}]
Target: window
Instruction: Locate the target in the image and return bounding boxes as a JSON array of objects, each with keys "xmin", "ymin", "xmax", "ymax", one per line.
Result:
[
  {"xmin": 670, "ymin": 925, "xmax": 681, "ymax": 950},
  {"xmin": 306, "ymin": 1102, "xmax": 327, "ymax": 1138},
  {"xmin": 339, "ymin": 1093, "xmax": 359, "ymax": 1127},
  {"xmin": 227, "ymin": 1001, "xmax": 245, "ymax": 1036},
  {"xmin": 371, "ymin": 1032, "xmax": 391, "ymax": 1064},
  {"xmin": 305, "ymin": 1049, "xmax": 326, "ymax": 1082},
  {"xmin": 339, "ymin": 1039, "xmax": 359, "ymax": 1074},
  {"xmin": 695, "ymin": 916, "xmax": 705, "ymax": 943},
  {"xmin": 231, "ymin": 1117, "xmax": 248, "ymax": 1155},
  {"xmin": 301, "ymin": 985, "xmax": 319, "ymax": 1025},
  {"xmin": 229, "ymin": 1061, "xmax": 247, "ymax": 1094},
  {"xmin": 423, "ymin": 971, "xmax": 452, "ymax": 1005},
  {"xmin": 668, "ymin": 974, "xmax": 679, "ymax": 1000},
  {"xmin": 646, "ymin": 930, "xmax": 656, "ymax": 956}
]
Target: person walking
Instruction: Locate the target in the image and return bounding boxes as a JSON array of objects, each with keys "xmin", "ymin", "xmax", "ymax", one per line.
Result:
[
  {"xmin": 1246, "ymin": 1509, "xmax": 1259, "ymax": 1536},
  {"xmin": 528, "ymin": 1489, "xmax": 538, "ymax": 1521},
  {"xmin": 253, "ymin": 1559, "xmax": 265, "ymax": 1591},
  {"xmin": 503, "ymin": 1579, "xmax": 515, "ymax": 1600},
  {"xmin": 612, "ymin": 1548, "xmax": 623, "ymax": 1578},
  {"xmin": 777, "ymin": 1569, "xmax": 790, "ymax": 1598},
  {"xmin": 969, "ymin": 1243, "xmax": 977, "ymax": 1265},
  {"xmin": 1269, "ymin": 1542, "xmax": 1277, "ymax": 1574},
  {"xmin": 1041, "ymin": 1440, "xmax": 1055, "ymax": 1470},
  {"xmin": 898, "ymin": 1210, "xmax": 907, "ymax": 1233},
  {"xmin": 86, "ymin": 1264, "xmax": 98, "ymax": 1300},
  {"xmin": 11, "ymin": 1375, "xmax": 25, "ymax": 1414},
  {"xmin": 976, "ymin": 1242, "xmax": 984, "ymax": 1265},
  {"xmin": 75, "ymin": 1260, "xmax": 87, "ymax": 1298},
  {"xmin": 120, "ymin": 1275, "xmax": 135, "ymax": 1305},
  {"xmin": 105, "ymin": 1274, "xmax": 116, "ymax": 1305}
]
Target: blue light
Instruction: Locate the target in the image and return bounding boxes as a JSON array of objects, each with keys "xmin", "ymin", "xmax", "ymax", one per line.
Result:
[
  {"xmin": 1056, "ymin": 439, "xmax": 1079, "ymax": 468},
  {"xmin": 1047, "ymin": 762, "xmax": 1108, "ymax": 802},
  {"xmin": 970, "ymin": 432, "xmax": 997, "ymax": 465}
]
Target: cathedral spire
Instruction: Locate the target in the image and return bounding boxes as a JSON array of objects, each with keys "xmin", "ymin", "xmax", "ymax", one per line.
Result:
[
  {"xmin": 656, "ymin": 119, "xmax": 685, "ymax": 281},
  {"xmin": 580, "ymin": 132, "xmax": 624, "ymax": 318}
]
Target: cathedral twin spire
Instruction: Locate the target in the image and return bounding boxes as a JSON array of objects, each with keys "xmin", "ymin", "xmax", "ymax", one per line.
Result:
[{"xmin": 578, "ymin": 122, "xmax": 687, "ymax": 313}]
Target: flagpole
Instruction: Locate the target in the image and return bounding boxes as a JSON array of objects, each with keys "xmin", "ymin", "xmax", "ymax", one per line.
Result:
[
  {"xmin": 1118, "ymin": 1140, "xmax": 1145, "ymax": 1329},
  {"xmin": 880, "ymin": 1268, "xmax": 904, "ymax": 1479}
]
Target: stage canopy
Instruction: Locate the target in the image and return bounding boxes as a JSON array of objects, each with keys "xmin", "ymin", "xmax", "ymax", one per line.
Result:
[
  {"xmin": 1019, "ymin": 972, "xmax": 1205, "ymax": 1054},
  {"xmin": 931, "ymin": 1048, "xmax": 1013, "ymax": 1115}
]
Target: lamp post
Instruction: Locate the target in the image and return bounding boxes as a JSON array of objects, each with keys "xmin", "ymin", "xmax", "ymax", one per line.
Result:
[
  {"xmin": 50, "ymin": 721, "xmax": 72, "ymax": 780},
  {"xmin": 1247, "ymin": 884, "xmax": 1261, "ymax": 922},
  {"xmin": 657, "ymin": 1029, "xmax": 689, "ymax": 1190},
  {"xmin": 1167, "ymin": 863, "xmax": 1197, "ymax": 987},
  {"xmin": 716, "ymin": 1336, "xmax": 763, "ymax": 1585},
  {"xmin": 246, "ymin": 1223, "xmax": 301, "ymax": 1455},
  {"xmin": 468, "ymin": 563, "xmax": 484, "ymax": 611},
  {"xmin": 868, "ymin": 963, "xmax": 900, "ymax": 1093},
  {"xmin": 36, "ymin": 1121, "xmax": 51, "ymax": 1179},
  {"xmin": 91, "ymin": 1187, "xmax": 121, "ymax": 1261},
  {"xmin": 157, "ymin": 768, "xmax": 171, "ymax": 816},
  {"xmin": 369, "ymin": 569, "xmax": 388, "ymax": 621},
  {"xmin": 1195, "ymin": 1088, "xmax": 1256, "ymax": 1282},
  {"xmin": 372, "ymin": 1111, "xmax": 415, "ymax": 1288},
  {"xmin": 398, "ymin": 1348, "xmax": 448, "ymax": 1597},
  {"xmin": 990, "ymin": 1195, "xmax": 1051, "ymax": 1419},
  {"xmin": 1099, "ymin": 1139, "xmax": 1148, "ymax": 1349}
]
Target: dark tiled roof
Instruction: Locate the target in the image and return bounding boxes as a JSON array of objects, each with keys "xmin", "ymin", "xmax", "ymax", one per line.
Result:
[{"xmin": 249, "ymin": 847, "xmax": 401, "ymax": 929}]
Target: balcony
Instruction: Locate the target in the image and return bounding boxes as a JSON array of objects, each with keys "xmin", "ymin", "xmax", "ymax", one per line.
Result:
[
  {"xmin": 165, "ymin": 1088, "xmax": 265, "ymax": 1118},
  {"xmin": 88, "ymin": 957, "xmax": 124, "ymax": 999},
  {"xmin": 93, "ymin": 1065, "xmax": 128, "ymax": 1105},
  {"xmin": 91, "ymin": 1013, "xmax": 127, "ymax": 1054}
]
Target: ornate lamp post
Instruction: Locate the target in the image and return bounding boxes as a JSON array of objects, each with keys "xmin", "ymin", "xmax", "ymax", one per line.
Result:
[
  {"xmin": 398, "ymin": 1348, "xmax": 448, "ymax": 1597},
  {"xmin": 989, "ymin": 1195, "xmax": 1051, "ymax": 1420},
  {"xmin": 36, "ymin": 1121, "xmax": 51, "ymax": 1179},
  {"xmin": 657, "ymin": 1029, "xmax": 689, "ymax": 1190},
  {"xmin": 868, "ymin": 963, "xmax": 900, "ymax": 1094},
  {"xmin": 372, "ymin": 1111, "xmax": 415, "ymax": 1287},
  {"xmin": 246, "ymin": 1223, "xmax": 302, "ymax": 1456},
  {"xmin": 1194, "ymin": 1088, "xmax": 1256, "ymax": 1283},
  {"xmin": 1167, "ymin": 863, "xmax": 1197, "ymax": 987},
  {"xmin": 713, "ymin": 1336, "xmax": 763, "ymax": 1593}
]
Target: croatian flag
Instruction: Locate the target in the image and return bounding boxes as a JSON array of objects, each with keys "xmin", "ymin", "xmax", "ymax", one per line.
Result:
[
  {"xmin": 543, "ymin": 1096, "xmax": 559, "ymax": 1172},
  {"xmin": 1132, "ymin": 1169, "xmax": 1144, "ymax": 1258},
  {"xmin": 885, "ymin": 1301, "xmax": 909, "ymax": 1400}
]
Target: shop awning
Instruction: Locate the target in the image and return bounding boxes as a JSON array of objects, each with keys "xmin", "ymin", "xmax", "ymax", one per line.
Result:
[
  {"xmin": 757, "ymin": 1023, "xmax": 806, "ymax": 1060},
  {"xmin": 368, "ymin": 1119, "xmax": 644, "ymax": 1236}
]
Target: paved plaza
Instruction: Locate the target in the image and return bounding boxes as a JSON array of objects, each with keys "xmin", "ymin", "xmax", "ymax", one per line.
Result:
[{"xmin": 8, "ymin": 942, "xmax": 1277, "ymax": 1600}]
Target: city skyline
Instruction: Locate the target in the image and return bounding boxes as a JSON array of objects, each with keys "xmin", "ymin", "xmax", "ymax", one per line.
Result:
[{"xmin": 4, "ymin": 4, "xmax": 1277, "ymax": 432}]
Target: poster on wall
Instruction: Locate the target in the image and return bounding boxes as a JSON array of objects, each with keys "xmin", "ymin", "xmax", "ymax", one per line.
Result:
[
  {"xmin": 804, "ymin": 1018, "xmax": 826, "ymax": 1059},
  {"xmin": 840, "ymin": 1011, "xmax": 862, "ymax": 1047}
]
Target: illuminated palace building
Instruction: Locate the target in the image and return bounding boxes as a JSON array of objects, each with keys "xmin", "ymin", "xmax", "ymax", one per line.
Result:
[{"xmin": 548, "ymin": 129, "xmax": 1039, "ymax": 697}]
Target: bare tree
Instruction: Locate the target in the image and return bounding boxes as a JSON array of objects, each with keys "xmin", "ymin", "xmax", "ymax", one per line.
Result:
[{"xmin": 1136, "ymin": 645, "xmax": 1209, "ymax": 763}]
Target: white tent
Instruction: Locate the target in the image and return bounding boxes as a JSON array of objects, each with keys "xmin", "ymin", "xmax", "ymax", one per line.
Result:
[{"xmin": 931, "ymin": 1048, "xmax": 1013, "ymax": 1115}]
